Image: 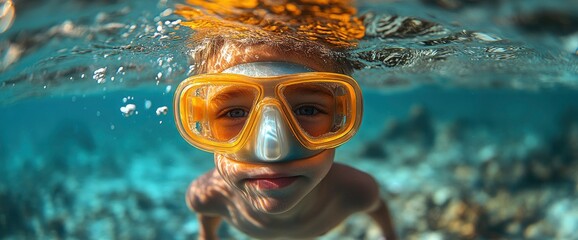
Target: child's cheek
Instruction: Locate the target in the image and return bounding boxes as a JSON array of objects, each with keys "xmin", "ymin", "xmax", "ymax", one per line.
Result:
[{"xmin": 214, "ymin": 154, "xmax": 244, "ymax": 190}]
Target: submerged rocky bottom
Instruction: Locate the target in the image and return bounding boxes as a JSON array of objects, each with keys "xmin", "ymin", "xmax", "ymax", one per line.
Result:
[
  {"xmin": 336, "ymin": 104, "xmax": 578, "ymax": 240},
  {"xmin": 1, "ymin": 92, "xmax": 578, "ymax": 240}
]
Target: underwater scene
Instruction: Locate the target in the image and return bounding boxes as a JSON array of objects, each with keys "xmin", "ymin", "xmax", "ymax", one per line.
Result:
[{"xmin": 1, "ymin": 0, "xmax": 578, "ymax": 239}]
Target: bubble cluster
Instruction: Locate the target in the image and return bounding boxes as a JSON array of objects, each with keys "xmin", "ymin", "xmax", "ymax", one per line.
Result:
[
  {"xmin": 93, "ymin": 67, "xmax": 107, "ymax": 84},
  {"xmin": 120, "ymin": 103, "xmax": 136, "ymax": 117}
]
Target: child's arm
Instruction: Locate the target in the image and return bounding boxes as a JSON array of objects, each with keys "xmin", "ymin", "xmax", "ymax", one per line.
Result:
[
  {"xmin": 332, "ymin": 164, "xmax": 398, "ymax": 239},
  {"xmin": 186, "ymin": 170, "xmax": 228, "ymax": 240},
  {"xmin": 368, "ymin": 199, "xmax": 397, "ymax": 240},
  {"xmin": 197, "ymin": 214, "xmax": 222, "ymax": 240}
]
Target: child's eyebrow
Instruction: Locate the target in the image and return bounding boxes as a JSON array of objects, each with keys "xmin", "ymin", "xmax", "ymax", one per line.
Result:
[
  {"xmin": 210, "ymin": 87, "xmax": 256, "ymax": 103},
  {"xmin": 284, "ymin": 84, "xmax": 333, "ymax": 97}
]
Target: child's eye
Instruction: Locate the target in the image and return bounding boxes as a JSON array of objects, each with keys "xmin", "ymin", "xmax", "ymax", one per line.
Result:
[
  {"xmin": 226, "ymin": 108, "xmax": 249, "ymax": 118},
  {"xmin": 294, "ymin": 105, "xmax": 320, "ymax": 116}
]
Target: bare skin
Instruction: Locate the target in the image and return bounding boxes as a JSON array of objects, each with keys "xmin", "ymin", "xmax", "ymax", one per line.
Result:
[
  {"xmin": 185, "ymin": 43, "xmax": 397, "ymax": 239},
  {"xmin": 188, "ymin": 152, "xmax": 396, "ymax": 239}
]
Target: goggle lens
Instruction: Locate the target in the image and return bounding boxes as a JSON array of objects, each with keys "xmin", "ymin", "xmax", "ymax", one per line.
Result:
[
  {"xmin": 280, "ymin": 82, "xmax": 349, "ymax": 139},
  {"xmin": 185, "ymin": 84, "xmax": 259, "ymax": 143}
]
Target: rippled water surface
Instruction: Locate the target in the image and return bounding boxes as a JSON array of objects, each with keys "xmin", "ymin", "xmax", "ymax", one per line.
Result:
[
  {"xmin": 1, "ymin": 0, "xmax": 578, "ymax": 239},
  {"xmin": 2, "ymin": 0, "xmax": 578, "ymax": 101}
]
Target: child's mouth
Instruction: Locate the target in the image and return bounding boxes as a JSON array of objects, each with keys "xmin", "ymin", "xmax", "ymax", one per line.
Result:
[{"xmin": 245, "ymin": 176, "xmax": 300, "ymax": 189}]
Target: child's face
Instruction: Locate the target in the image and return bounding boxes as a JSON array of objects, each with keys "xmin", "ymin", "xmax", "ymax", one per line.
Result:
[{"xmin": 214, "ymin": 149, "xmax": 335, "ymax": 214}]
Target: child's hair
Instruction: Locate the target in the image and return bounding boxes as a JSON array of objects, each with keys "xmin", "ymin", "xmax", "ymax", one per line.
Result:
[{"xmin": 189, "ymin": 35, "xmax": 355, "ymax": 75}]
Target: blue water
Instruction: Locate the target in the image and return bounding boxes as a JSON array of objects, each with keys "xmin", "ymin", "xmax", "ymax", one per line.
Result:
[{"xmin": 2, "ymin": 0, "xmax": 578, "ymax": 239}]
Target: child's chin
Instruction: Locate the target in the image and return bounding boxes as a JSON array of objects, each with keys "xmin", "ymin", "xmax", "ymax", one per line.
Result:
[
  {"xmin": 250, "ymin": 196, "xmax": 301, "ymax": 215},
  {"xmin": 243, "ymin": 179, "xmax": 315, "ymax": 214}
]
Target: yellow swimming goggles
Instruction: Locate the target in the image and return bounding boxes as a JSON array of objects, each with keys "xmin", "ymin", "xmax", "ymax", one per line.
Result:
[{"xmin": 174, "ymin": 62, "xmax": 363, "ymax": 162}]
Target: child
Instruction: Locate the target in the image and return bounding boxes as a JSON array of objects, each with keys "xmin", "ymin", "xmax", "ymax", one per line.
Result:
[
  {"xmin": 173, "ymin": 37, "xmax": 397, "ymax": 239},
  {"xmin": 173, "ymin": 1, "xmax": 397, "ymax": 239}
]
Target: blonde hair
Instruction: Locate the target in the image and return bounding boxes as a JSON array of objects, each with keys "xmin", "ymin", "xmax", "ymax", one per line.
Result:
[{"xmin": 189, "ymin": 35, "xmax": 355, "ymax": 75}]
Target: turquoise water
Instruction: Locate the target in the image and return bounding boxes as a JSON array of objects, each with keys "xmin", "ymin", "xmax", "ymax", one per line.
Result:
[{"xmin": 2, "ymin": 0, "xmax": 578, "ymax": 239}]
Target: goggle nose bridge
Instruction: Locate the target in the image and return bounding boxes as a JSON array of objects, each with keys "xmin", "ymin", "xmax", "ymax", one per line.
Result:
[{"xmin": 247, "ymin": 97, "xmax": 300, "ymax": 142}]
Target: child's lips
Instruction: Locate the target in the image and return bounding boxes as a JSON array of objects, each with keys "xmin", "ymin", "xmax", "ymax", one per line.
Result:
[{"xmin": 245, "ymin": 176, "xmax": 301, "ymax": 189}]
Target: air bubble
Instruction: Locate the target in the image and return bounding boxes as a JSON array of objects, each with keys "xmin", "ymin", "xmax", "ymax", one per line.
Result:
[{"xmin": 156, "ymin": 106, "xmax": 168, "ymax": 116}]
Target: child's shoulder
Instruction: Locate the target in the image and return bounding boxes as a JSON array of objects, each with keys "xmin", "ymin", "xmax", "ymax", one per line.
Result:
[
  {"xmin": 327, "ymin": 163, "xmax": 381, "ymax": 212},
  {"xmin": 330, "ymin": 163, "xmax": 377, "ymax": 185}
]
